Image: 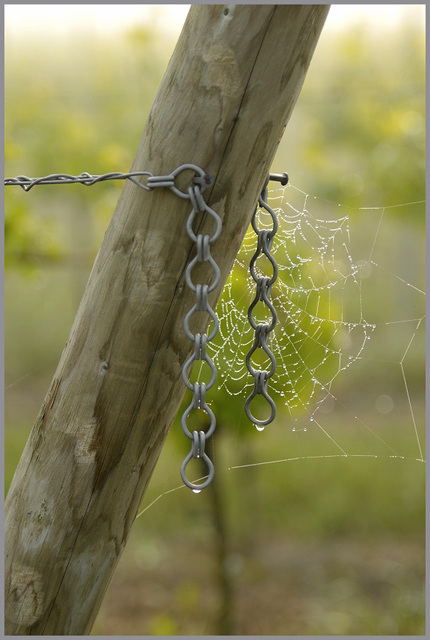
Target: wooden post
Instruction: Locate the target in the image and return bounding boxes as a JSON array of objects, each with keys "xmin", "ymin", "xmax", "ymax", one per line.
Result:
[{"xmin": 5, "ymin": 5, "xmax": 330, "ymax": 634}]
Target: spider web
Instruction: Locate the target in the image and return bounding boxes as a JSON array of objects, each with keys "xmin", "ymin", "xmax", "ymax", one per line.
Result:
[
  {"xmin": 207, "ymin": 182, "xmax": 425, "ymax": 466},
  {"xmin": 211, "ymin": 185, "xmax": 375, "ymax": 418}
]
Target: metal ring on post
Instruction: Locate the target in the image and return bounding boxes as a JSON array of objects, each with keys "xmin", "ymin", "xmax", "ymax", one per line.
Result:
[{"xmin": 147, "ymin": 163, "xmax": 210, "ymax": 198}]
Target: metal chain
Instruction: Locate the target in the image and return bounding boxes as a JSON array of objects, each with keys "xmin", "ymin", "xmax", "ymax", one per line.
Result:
[
  {"xmin": 110, "ymin": 162, "xmax": 221, "ymax": 492},
  {"xmin": 140, "ymin": 164, "xmax": 221, "ymax": 491},
  {"xmin": 178, "ymin": 181, "xmax": 222, "ymax": 492},
  {"xmin": 245, "ymin": 172, "xmax": 288, "ymax": 428}
]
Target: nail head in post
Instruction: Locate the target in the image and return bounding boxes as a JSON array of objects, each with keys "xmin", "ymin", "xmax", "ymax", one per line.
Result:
[
  {"xmin": 194, "ymin": 173, "xmax": 214, "ymax": 191},
  {"xmin": 269, "ymin": 172, "xmax": 289, "ymax": 186}
]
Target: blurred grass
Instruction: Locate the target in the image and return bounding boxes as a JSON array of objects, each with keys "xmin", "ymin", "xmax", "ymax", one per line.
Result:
[
  {"xmin": 136, "ymin": 409, "xmax": 426, "ymax": 541},
  {"xmin": 88, "ymin": 411, "xmax": 425, "ymax": 634}
]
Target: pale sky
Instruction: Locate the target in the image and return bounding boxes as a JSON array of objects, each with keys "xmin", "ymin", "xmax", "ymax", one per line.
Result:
[{"xmin": 4, "ymin": 4, "xmax": 426, "ymax": 40}]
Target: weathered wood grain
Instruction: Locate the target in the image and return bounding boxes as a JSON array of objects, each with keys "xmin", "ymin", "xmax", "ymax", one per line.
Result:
[{"xmin": 5, "ymin": 5, "xmax": 330, "ymax": 634}]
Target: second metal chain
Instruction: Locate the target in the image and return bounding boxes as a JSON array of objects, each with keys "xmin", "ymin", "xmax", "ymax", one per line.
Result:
[{"xmin": 245, "ymin": 172, "xmax": 288, "ymax": 428}]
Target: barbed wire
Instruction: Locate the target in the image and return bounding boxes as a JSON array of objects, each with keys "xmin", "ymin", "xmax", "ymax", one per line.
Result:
[{"xmin": 4, "ymin": 171, "xmax": 155, "ymax": 192}]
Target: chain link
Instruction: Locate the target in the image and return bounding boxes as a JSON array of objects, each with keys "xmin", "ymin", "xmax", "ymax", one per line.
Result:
[{"xmin": 245, "ymin": 172, "xmax": 288, "ymax": 428}]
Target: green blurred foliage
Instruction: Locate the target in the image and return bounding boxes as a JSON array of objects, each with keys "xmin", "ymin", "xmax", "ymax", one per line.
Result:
[
  {"xmin": 4, "ymin": 24, "xmax": 173, "ymax": 270},
  {"xmin": 276, "ymin": 19, "xmax": 425, "ymax": 212}
]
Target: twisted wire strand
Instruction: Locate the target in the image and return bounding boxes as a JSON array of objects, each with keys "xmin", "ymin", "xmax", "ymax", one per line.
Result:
[{"xmin": 4, "ymin": 171, "xmax": 154, "ymax": 192}]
